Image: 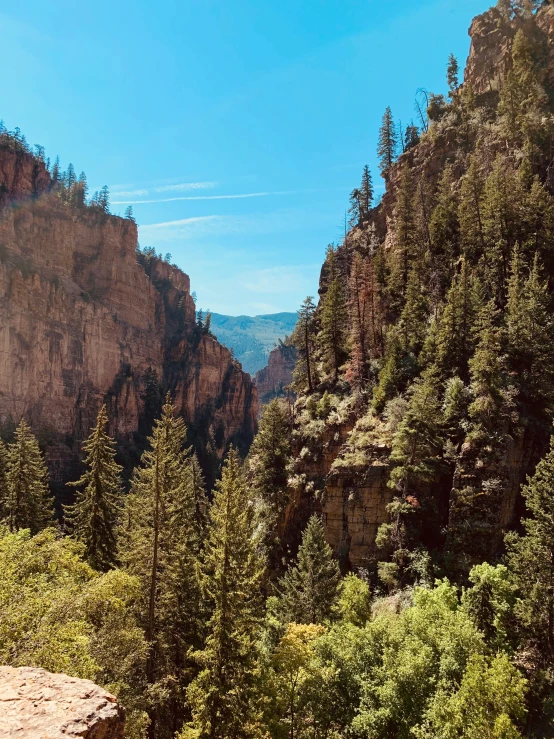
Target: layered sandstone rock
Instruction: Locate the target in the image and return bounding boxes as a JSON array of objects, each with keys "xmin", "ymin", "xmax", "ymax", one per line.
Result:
[
  {"xmin": 254, "ymin": 343, "xmax": 296, "ymax": 405},
  {"xmin": 0, "ymin": 666, "xmax": 124, "ymax": 738},
  {"xmin": 0, "ymin": 145, "xmax": 257, "ymax": 488}
]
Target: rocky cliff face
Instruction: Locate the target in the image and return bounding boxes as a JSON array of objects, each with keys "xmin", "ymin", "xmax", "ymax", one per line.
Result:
[
  {"xmin": 0, "ymin": 666, "xmax": 124, "ymax": 738},
  {"xmin": 0, "ymin": 144, "xmax": 257, "ymax": 491},
  {"xmin": 254, "ymin": 343, "xmax": 296, "ymax": 405}
]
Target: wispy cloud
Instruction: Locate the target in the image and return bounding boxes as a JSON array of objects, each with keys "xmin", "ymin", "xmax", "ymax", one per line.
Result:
[
  {"xmin": 154, "ymin": 181, "xmax": 217, "ymax": 193},
  {"xmin": 113, "ymin": 190, "xmax": 297, "ymax": 205},
  {"xmin": 139, "ymin": 215, "xmax": 223, "ymax": 243},
  {"xmin": 113, "ymin": 188, "xmax": 335, "ymax": 205},
  {"xmin": 111, "ymin": 188, "xmax": 149, "ymax": 197}
]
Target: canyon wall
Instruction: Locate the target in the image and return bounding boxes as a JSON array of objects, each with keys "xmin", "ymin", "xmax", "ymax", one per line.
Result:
[
  {"xmin": 254, "ymin": 343, "xmax": 296, "ymax": 405},
  {"xmin": 0, "ymin": 145, "xmax": 257, "ymax": 490}
]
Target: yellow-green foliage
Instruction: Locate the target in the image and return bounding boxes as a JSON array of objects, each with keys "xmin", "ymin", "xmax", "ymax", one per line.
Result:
[{"xmin": 0, "ymin": 527, "xmax": 149, "ymax": 737}]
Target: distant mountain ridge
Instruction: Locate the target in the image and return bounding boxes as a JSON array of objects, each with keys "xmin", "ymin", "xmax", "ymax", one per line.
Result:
[{"xmin": 209, "ymin": 312, "xmax": 297, "ymax": 375}]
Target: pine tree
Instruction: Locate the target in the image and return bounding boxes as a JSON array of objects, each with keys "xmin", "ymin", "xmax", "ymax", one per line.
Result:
[
  {"xmin": 459, "ymin": 157, "xmax": 486, "ymax": 261},
  {"xmin": 346, "ymin": 251, "xmax": 382, "ymax": 386},
  {"xmin": 292, "ymin": 297, "xmax": 317, "ymax": 393},
  {"xmin": 249, "ymin": 399, "xmax": 291, "ymax": 522},
  {"xmin": 428, "ymin": 164, "xmax": 460, "ymax": 297},
  {"xmin": 388, "ymin": 165, "xmax": 417, "ymax": 312},
  {"xmin": 119, "ymin": 397, "xmax": 203, "ymax": 738},
  {"xmin": 66, "ymin": 163, "xmax": 76, "ymax": 192},
  {"xmin": 435, "ymin": 260, "xmax": 481, "ymax": 381},
  {"xmin": 279, "ymin": 514, "xmax": 340, "ymax": 625},
  {"xmin": 506, "ymin": 434, "xmax": 554, "ymax": 659},
  {"xmin": 4, "ymin": 420, "xmax": 54, "ymax": 534},
  {"xmin": 404, "ymin": 122, "xmax": 420, "ymax": 151},
  {"xmin": 468, "ymin": 300, "xmax": 506, "ymax": 435},
  {"xmin": 397, "ymin": 268, "xmax": 428, "ymax": 356},
  {"xmin": 51, "ymin": 155, "xmax": 61, "ymax": 184},
  {"xmin": 348, "ymin": 166, "xmax": 373, "ymax": 227},
  {"xmin": 481, "ymin": 156, "xmax": 524, "ymax": 304},
  {"xmin": 378, "ymin": 107, "xmax": 398, "ymax": 179},
  {"xmin": 506, "ymin": 250, "xmax": 554, "ymax": 411},
  {"xmin": 447, "ymin": 53, "xmax": 460, "ymax": 98},
  {"xmin": 187, "ymin": 448, "xmax": 264, "ymax": 739},
  {"xmin": 319, "ymin": 273, "xmax": 348, "ymax": 382},
  {"xmin": 348, "ymin": 187, "xmax": 361, "ymax": 227},
  {"xmin": 0, "ymin": 440, "xmax": 7, "ymax": 520},
  {"xmin": 124, "ymin": 205, "xmax": 135, "ymax": 221},
  {"xmin": 373, "ymin": 331, "xmax": 417, "ymax": 413},
  {"xmin": 98, "ymin": 185, "xmax": 110, "ymax": 213},
  {"xmin": 360, "ymin": 165, "xmax": 373, "ymax": 221},
  {"xmin": 64, "ymin": 405, "xmax": 122, "ymax": 571}
]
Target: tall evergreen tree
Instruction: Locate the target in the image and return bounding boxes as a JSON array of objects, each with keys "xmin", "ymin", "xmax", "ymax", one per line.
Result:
[
  {"xmin": 319, "ymin": 274, "xmax": 348, "ymax": 382},
  {"xmin": 279, "ymin": 514, "xmax": 341, "ymax": 625},
  {"xmin": 447, "ymin": 53, "xmax": 460, "ymax": 97},
  {"xmin": 98, "ymin": 185, "xmax": 110, "ymax": 213},
  {"xmin": 187, "ymin": 448, "xmax": 264, "ymax": 739},
  {"xmin": 346, "ymin": 251, "xmax": 382, "ymax": 386},
  {"xmin": 292, "ymin": 297, "xmax": 317, "ymax": 394},
  {"xmin": 398, "ymin": 268, "xmax": 429, "ymax": 356},
  {"xmin": 506, "ymin": 249, "xmax": 554, "ymax": 413},
  {"xmin": 348, "ymin": 166, "xmax": 373, "ymax": 227},
  {"xmin": 481, "ymin": 156, "xmax": 525, "ymax": 304},
  {"xmin": 378, "ymin": 107, "xmax": 398, "ymax": 179},
  {"xmin": 468, "ymin": 299, "xmax": 507, "ymax": 435},
  {"xmin": 388, "ymin": 165, "xmax": 417, "ymax": 311},
  {"xmin": 507, "ymin": 433, "xmax": 554, "ymax": 660},
  {"xmin": 4, "ymin": 420, "xmax": 54, "ymax": 534},
  {"xmin": 435, "ymin": 260, "xmax": 481, "ymax": 381},
  {"xmin": 64, "ymin": 405, "xmax": 122, "ymax": 571},
  {"xmin": 458, "ymin": 156, "xmax": 486, "ymax": 261},
  {"xmin": 249, "ymin": 399, "xmax": 291, "ymax": 521},
  {"xmin": 428, "ymin": 164, "xmax": 460, "ymax": 297},
  {"xmin": 0, "ymin": 440, "xmax": 7, "ymax": 520},
  {"xmin": 360, "ymin": 165, "xmax": 373, "ymax": 221},
  {"xmin": 119, "ymin": 397, "xmax": 203, "ymax": 739}
]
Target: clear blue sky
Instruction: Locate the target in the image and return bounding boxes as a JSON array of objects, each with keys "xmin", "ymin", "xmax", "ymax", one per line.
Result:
[{"xmin": 2, "ymin": 0, "xmax": 488, "ymax": 315}]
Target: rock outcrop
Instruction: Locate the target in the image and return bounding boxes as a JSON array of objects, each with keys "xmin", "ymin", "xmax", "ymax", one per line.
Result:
[
  {"xmin": 254, "ymin": 343, "xmax": 296, "ymax": 405},
  {"xmin": 0, "ymin": 143, "xmax": 257, "ymax": 490},
  {"xmin": 0, "ymin": 666, "xmax": 124, "ymax": 738}
]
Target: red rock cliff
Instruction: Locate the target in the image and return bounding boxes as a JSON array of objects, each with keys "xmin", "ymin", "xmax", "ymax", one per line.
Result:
[
  {"xmin": 254, "ymin": 343, "xmax": 296, "ymax": 405},
  {"xmin": 0, "ymin": 144, "xmax": 257, "ymax": 488}
]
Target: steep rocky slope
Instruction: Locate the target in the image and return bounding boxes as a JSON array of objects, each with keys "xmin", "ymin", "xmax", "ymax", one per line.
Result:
[
  {"xmin": 0, "ymin": 144, "xmax": 257, "ymax": 491},
  {"xmin": 284, "ymin": 2, "xmax": 554, "ymax": 573},
  {"xmin": 254, "ymin": 342, "xmax": 297, "ymax": 405}
]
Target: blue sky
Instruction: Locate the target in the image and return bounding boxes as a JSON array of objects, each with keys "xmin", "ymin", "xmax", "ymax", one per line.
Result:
[{"xmin": 2, "ymin": 0, "xmax": 487, "ymax": 315}]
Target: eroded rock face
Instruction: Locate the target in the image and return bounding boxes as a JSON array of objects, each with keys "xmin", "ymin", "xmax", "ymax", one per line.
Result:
[
  {"xmin": 254, "ymin": 344, "xmax": 296, "ymax": 405},
  {"xmin": 0, "ymin": 146, "xmax": 257, "ymax": 488},
  {"xmin": 0, "ymin": 666, "xmax": 124, "ymax": 738}
]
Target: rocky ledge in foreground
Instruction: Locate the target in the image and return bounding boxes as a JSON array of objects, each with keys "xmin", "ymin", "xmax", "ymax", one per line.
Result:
[{"xmin": 0, "ymin": 666, "xmax": 124, "ymax": 738}]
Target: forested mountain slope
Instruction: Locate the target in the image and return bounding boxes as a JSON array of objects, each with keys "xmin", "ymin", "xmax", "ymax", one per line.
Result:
[
  {"xmin": 280, "ymin": 0, "xmax": 554, "ymax": 577},
  {"xmin": 209, "ymin": 312, "xmax": 297, "ymax": 375}
]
